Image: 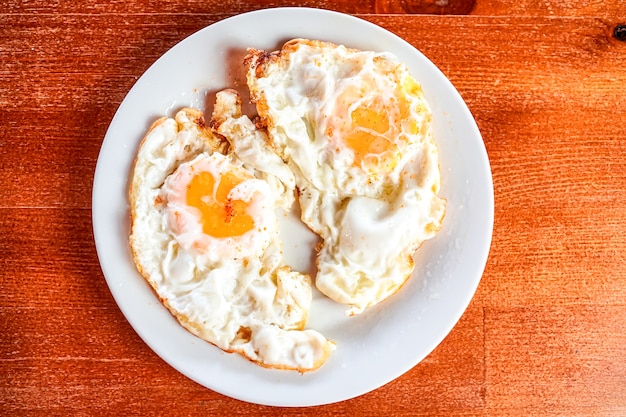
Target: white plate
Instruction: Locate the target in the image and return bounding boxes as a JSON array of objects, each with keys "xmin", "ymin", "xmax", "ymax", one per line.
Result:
[{"xmin": 92, "ymin": 7, "xmax": 493, "ymax": 407}]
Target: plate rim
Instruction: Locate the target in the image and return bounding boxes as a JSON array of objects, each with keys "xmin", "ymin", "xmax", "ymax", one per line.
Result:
[{"xmin": 92, "ymin": 6, "xmax": 494, "ymax": 407}]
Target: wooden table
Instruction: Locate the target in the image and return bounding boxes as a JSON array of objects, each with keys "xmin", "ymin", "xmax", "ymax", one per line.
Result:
[{"xmin": 2, "ymin": 1, "xmax": 626, "ymax": 415}]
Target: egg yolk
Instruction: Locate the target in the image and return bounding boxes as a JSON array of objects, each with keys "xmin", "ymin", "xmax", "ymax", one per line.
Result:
[
  {"xmin": 344, "ymin": 104, "xmax": 396, "ymax": 167},
  {"xmin": 338, "ymin": 75, "xmax": 422, "ymax": 172},
  {"xmin": 186, "ymin": 171, "xmax": 254, "ymax": 238}
]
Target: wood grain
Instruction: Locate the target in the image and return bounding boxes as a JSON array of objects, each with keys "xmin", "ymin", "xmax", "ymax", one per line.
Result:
[
  {"xmin": 3, "ymin": 0, "xmax": 626, "ymax": 16},
  {"xmin": 2, "ymin": 1, "xmax": 626, "ymax": 416},
  {"xmin": 485, "ymin": 306, "xmax": 626, "ymax": 416}
]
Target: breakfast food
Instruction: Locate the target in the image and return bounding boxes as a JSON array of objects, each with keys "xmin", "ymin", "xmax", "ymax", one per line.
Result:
[
  {"xmin": 129, "ymin": 90, "xmax": 334, "ymax": 371},
  {"xmin": 245, "ymin": 39, "xmax": 446, "ymax": 315},
  {"xmin": 128, "ymin": 37, "xmax": 445, "ymax": 371}
]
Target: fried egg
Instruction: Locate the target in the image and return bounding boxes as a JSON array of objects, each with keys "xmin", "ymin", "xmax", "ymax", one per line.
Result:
[
  {"xmin": 129, "ymin": 91, "xmax": 334, "ymax": 371},
  {"xmin": 246, "ymin": 39, "xmax": 446, "ymax": 315}
]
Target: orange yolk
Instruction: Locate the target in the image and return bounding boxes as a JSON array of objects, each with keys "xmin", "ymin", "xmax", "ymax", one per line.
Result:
[
  {"xmin": 341, "ymin": 78, "xmax": 423, "ymax": 171},
  {"xmin": 331, "ymin": 74, "xmax": 424, "ymax": 171},
  {"xmin": 344, "ymin": 104, "xmax": 396, "ymax": 167},
  {"xmin": 186, "ymin": 171, "xmax": 254, "ymax": 238},
  {"xmin": 344, "ymin": 98, "xmax": 413, "ymax": 172}
]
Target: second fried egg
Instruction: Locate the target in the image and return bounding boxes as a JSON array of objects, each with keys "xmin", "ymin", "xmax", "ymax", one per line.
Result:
[{"xmin": 246, "ymin": 39, "xmax": 446, "ymax": 315}]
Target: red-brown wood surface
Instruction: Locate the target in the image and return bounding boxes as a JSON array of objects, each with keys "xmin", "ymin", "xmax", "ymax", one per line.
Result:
[{"xmin": 2, "ymin": 1, "xmax": 626, "ymax": 415}]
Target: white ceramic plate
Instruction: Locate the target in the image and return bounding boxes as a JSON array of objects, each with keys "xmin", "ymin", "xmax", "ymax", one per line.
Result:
[{"xmin": 92, "ymin": 7, "xmax": 493, "ymax": 407}]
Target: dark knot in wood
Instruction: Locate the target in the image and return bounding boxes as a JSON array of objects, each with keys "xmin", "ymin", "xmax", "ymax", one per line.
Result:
[
  {"xmin": 400, "ymin": 0, "xmax": 476, "ymax": 15},
  {"xmin": 614, "ymin": 24, "xmax": 626, "ymax": 42}
]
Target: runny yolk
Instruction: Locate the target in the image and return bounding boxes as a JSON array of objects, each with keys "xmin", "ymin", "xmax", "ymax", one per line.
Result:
[
  {"xmin": 344, "ymin": 103, "xmax": 399, "ymax": 169},
  {"xmin": 186, "ymin": 171, "xmax": 254, "ymax": 238},
  {"xmin": 339, "ymin": 75, "xmax": 423, "ymax": 171}
]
